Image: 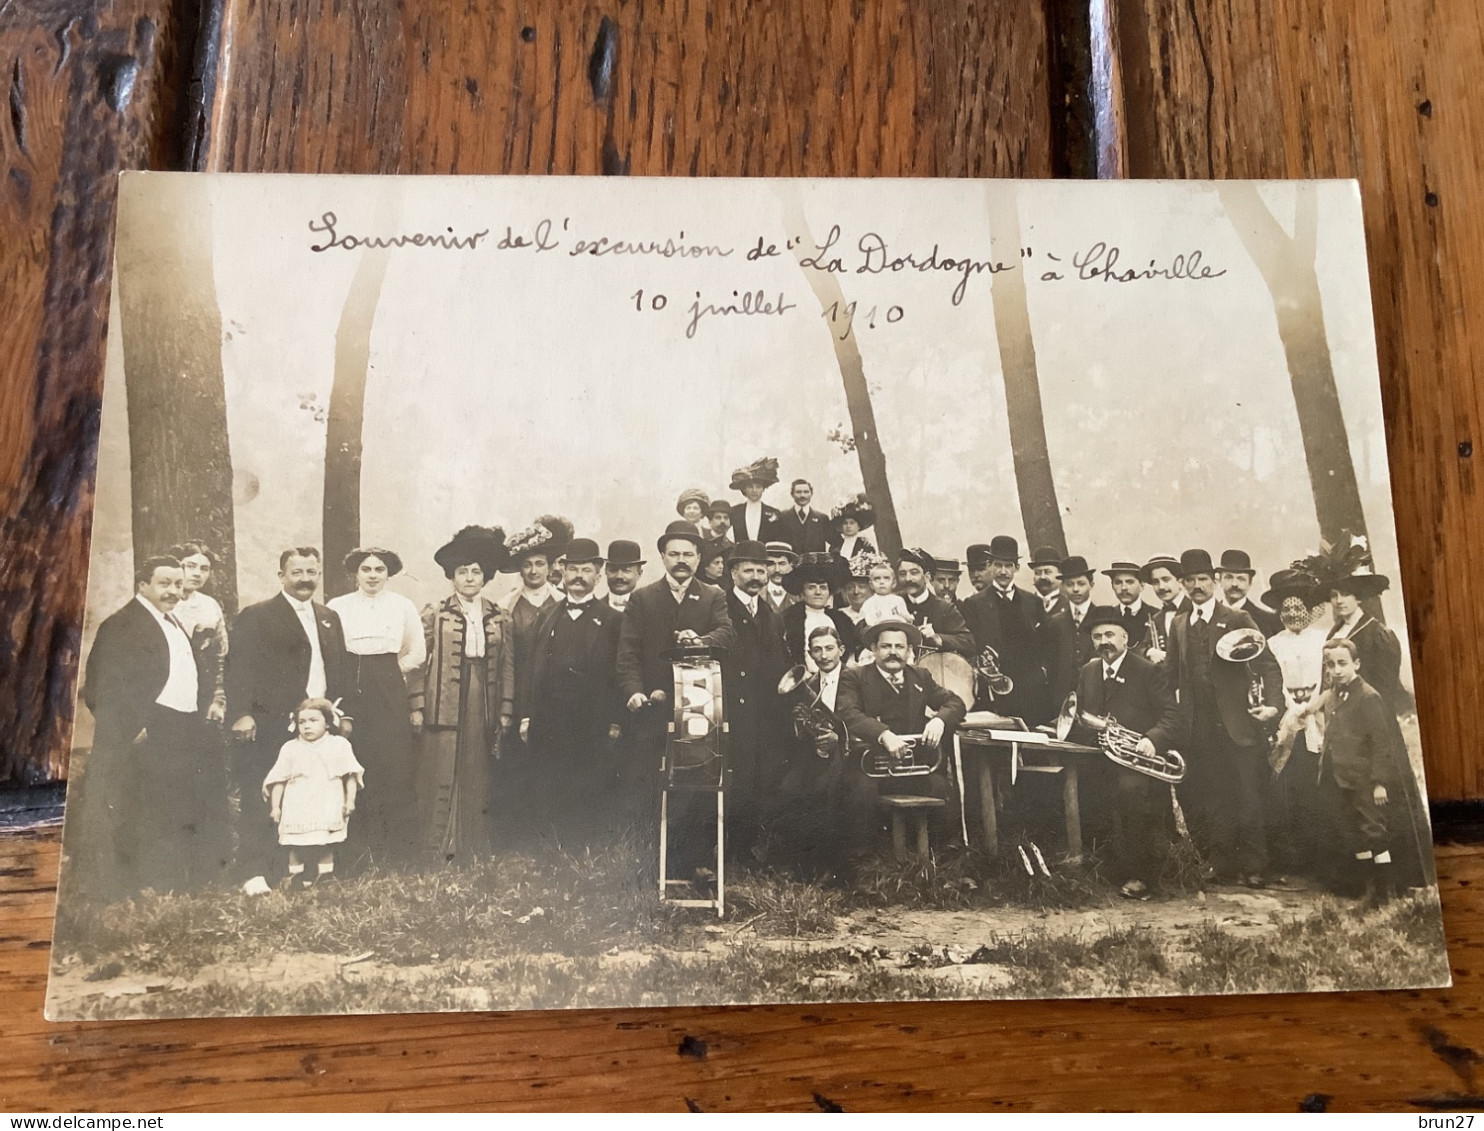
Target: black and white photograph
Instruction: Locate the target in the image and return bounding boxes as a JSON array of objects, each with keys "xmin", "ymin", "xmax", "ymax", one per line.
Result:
[{"xmin": 46, "ymin": 173, "xmax": 1449, "ymax": 1019}]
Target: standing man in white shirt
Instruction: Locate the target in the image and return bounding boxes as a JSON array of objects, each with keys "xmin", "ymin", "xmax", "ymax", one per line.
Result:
[
  {"xmin": 81, "ymin": 555, "xmax": 232, "ymax": 898},
  {"xmin": 226, "ymin": 547, "xmax": 351, "ymax": 893}
]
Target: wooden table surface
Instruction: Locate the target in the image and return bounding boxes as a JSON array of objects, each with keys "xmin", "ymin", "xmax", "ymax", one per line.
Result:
[{"xmin": 3, "ymin": 0, "xmax": 1483, "ymax": 1111}]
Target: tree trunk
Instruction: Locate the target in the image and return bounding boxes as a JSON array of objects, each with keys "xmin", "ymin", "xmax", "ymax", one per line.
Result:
[
  {"xmin": 118, "ymin": 175, "xmax": 238, "ymax": 614},
  {"xmin": 322, "ymin": 250, "xmax": 392, "ymax": 599},
  {"xmin": 1219, "ymin": 183, "xmax": 1373, "ymax": 587},
  {"xmin": 783, "ymin": 199, "xmax": 903, "ymax": 558},
  {"xmin": 986, "ymin": 183, "xmax": 1066, "ymax": 557}
]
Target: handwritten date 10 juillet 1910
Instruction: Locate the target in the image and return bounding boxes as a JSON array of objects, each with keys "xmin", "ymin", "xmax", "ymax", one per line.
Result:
[{"xmin": 306, "ymin": 212, "xmax": 1228, "ymax": 341}]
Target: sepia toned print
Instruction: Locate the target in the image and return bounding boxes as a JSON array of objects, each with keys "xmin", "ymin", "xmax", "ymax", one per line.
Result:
[{"xmin": 46, "ymin": 174, "xmax": 1447, "ymax": 1020}]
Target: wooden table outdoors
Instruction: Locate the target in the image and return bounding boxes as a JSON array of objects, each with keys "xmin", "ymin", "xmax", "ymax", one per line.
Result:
[{"xmin": 3, "ymin": 0, "xmax": 1484, "ymax": 1112}]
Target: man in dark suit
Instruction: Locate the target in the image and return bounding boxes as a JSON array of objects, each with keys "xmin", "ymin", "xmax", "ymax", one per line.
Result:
[
  {"xmin": 601, "ymin": 539, "xmax": 645, "ymax": 614},
  {"xmin": 931, "ymin": 557, "xmax": 964, "ymax": 608},
  {"xmin": 1140, "ymin": 554, "xmax": 1187, "ymax": 664},
  {"xmin": 727, "ymin": 458, "xmax": 784, "ymax": 544},
  {"xmin": 80, "ymin": 555, "xmax": 230, "ymax": 898},
  {"xmin": 959, "ymin": 536, "xmax": 1047, "ymax": 724},
  {"xmin": 762, "ymin": 541, "xmax": 801, "ymax": 615},
  {"xmin": 521, "ymin": 539, "xmax": 624, "ymax": 839},
  {"xmin": 836, "ymin": 619, "xmax": 968, "ymax": 857},
  {"xmin": 225, "ymin": 546, "xmax": 351, "ymax": 892},
  {"xmin": 774, "ymin": 478, "xmax": 832, "ymax": 555},
  {"xmin": 895, "ymin": 547, "xmax": 974, "ymax": 655},
  {"xmin": 1103, "ymin": 560, "xmax": 1164, "ymax": 656},
  {"xmin": 1038, "ymin": 555, "xmax": 1117, "ymax": 709},
  {"xmin": 1219, "ymin": 549, "xmax": 1282, "ymax": 637},
  {"xmin": 780, "ymin": 552, "xmax": 859, "ymax": 665},
  {"xmin": 1029, "ymin": 545, "xmax": 1066, "ymax": 621},
  {"xmin": 720, "ymin": 540, "xmax": 791, "ymax": 843},
  {"xmin": 1165, "ymin": 548, "xmax": 1282, "ymax": 885},
  {"xmin": 616, "ymin": 521, "xmax": 736, "ymax": 810},
  {"xmin": 1068, "ymin": 610, "xmax": 1181, "ymax": 899}
]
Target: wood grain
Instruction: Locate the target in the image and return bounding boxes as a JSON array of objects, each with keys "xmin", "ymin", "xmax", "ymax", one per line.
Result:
[
  {"xmin": 0, "ymin": 0, "xmax": 193, "ymax": 785},
  {"xmin": 201, "ymin": 0, "xmax": 1052, "ymax": 179},
  {"xmin": 1108, "ymin": 0, "xmax": 1484, "ymax": 799},
  {"xmin": 1, "ymin": 824, "xmax": 1481, "ymax": 1111}
]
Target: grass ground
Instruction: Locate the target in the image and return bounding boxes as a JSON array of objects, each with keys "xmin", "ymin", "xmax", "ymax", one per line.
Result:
[{"xmin": 46, "ymin": 830, "xmax": 1451, "ymax": 1020}]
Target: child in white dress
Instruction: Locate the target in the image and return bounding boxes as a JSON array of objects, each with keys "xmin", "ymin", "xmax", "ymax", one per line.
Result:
[
  {"xmin": 859, "ymin": 560, "xmax": 910, "ymax": 626},
  {"xmin": 263, "ymin": 698, "xmax": 365, "ymax": 888}
]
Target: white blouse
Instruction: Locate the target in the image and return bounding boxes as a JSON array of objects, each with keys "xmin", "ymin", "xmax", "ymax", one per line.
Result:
[
  {"xmin": 1267, "ymin": 624, "xmax": 1328, "ymax": 747},
  {"xmin": 328, "ymin": 589, "xmax": 427, "ymax": 673},
  {"xmin": 173, "ymin": 590, "xmax": 225, "ymax": 638}
]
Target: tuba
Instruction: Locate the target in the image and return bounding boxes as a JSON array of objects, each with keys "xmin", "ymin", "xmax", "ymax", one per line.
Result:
[
  {"xmin": 778, "ymin": 664, "xmax": 841, "ymax": 760},
  {"xmin": 1076, "ymin": 710, "xmax": 1187, "ymax": 783},
  {"xmin": 974, "ymin": 644, "xmax": 1014, "ymax": 698}
]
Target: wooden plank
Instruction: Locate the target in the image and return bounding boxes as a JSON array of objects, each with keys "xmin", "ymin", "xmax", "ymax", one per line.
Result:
[
  {"xmin": 0, "ymin": 0, "xmax": 195, "ymax": 785},
  {"xmin": 1108, "ymin": 0, "xmax": 1484, "ymax": 799},
  {"xmin": 200, "ymin": 0, "xmax": 1053, "ymax": 177},
  {"xmin": 1, "ymin": 824, "xmax": 1480, "ymax": 1110}
]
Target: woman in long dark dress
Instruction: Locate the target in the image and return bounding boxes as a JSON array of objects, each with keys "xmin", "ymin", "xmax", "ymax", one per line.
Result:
[
  {"xmin": 327, "ymin": 547, "xmax": 425, "ymax": 867},
  {"xmin": 413, "ymin": 526, "xmax": 514, "ymax": 861}
]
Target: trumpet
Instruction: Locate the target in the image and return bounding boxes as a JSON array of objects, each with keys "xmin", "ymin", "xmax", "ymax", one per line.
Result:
[
  {"xmin": 1077, "ymin": 710, "xmax": 1187, "ymax": 783},
  {"xmin": 974, "ymin": 645, "xmax": 1014, "ymax": 698},
  {"xmin": 778, "ymin": 664, "xmax": 841, "ymax": 760}
]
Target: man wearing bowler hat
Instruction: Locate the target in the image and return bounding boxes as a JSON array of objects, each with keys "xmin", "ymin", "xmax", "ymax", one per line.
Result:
[
  {"xmin": 1103, "ymin": 560, "xmax": 1163, "ymax": 656},
  {"xmin": 1067, "ymin": 607, "xmax": 1181, "ymax": 899},
  {"xmin": 1218, "ymin": 549, "xmax": 1282, "ymax": 637},
  {"xmin": 1165, "ymin": 548, "xmax": 1282, "ymax": 885},
  {"xmin": 960, "ymin": 536, "xmax": 1048, "ymax": 723},
  {"xmin": 1057, "ymin": 555, "xmax": 1118, "ymax": 676},
  {"xmin": 521, "ymin": 538, "xmax": 625, "ymax": 838},
  {"xmin": 721, "ymin": 540, "xmax": 792, "ymax": 848},
  {"xmin": 703, "ymin": 498, "xmax": 735, "ymax": 555},
  {"xmin": 615, "ymin": 521, "xmax": 735, "ymax": 811},
  {"xmin": 1029, "ymin": 546, "xmax": 1067, "ymax": 620},
  {"xmin": 836, "ymin": 618, "xmax": 967, "ymax": 859},
  {"xmin": 602, "ymin": 540, "xmax": 646, "ymax": 614},
  {"xmin": 895, "ymin": 547, "xmax": 974, "ymax": 656}
]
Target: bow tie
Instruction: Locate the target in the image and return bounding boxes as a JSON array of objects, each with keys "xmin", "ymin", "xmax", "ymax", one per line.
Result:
[{"xmin": 567, "ymin": 599, "xmax": 593, "ymax": 611}]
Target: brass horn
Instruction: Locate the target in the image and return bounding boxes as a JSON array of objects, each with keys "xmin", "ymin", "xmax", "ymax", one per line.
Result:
[
  {"xmin": 1077, "ymin": 710, "xmax": 1187, "ymax": 784},
  {"xmin": 974, "ymin": 644, "xmax": 1014, "ymax": 698},
  {"xmin": 1216, "ymin": 627, "xmax": 1270, "ymax": 711},
  {"xmin": 778, "ymin": 664, "xmax": 841, "ymax": 760}
]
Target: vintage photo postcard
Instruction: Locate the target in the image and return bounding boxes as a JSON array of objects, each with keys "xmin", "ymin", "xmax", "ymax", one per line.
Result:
[{"xmin": 47, "ymin": 174, "xmax": 1449, "ymax": 1019}]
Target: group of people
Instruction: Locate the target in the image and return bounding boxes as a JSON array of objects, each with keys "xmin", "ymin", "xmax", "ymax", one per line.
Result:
[{"xmin": 75, "ymin": 455, "xmax": 1427, "ymax": 907}]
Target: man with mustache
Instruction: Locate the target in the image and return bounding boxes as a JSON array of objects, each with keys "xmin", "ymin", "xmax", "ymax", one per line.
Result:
[
  {"xmin": 1029, "ymin": 545, "xmax": 1066, "ymax": 620},
  {"xmin": 80, "ymin": 555, "xmax": 232, "ymax": 899},
  {"xmin": 1103, "ymin": 560, "xmax": 1164, "ymax": 656},
  {"xmin": 601, "ymin": 540, "xmax": 645, "ymax": 614},
  {"xmin": 721, "ymin": 540, "xmax": 791, "ymax": 846},
  {"xmin": 615, "ymin": 521, "xmax": 736, "ymax": 817},
  {"xmin": 226, "ymin": 547, "xmax": 351, "ymax": 893},
  {"xmin": 1068, "ymin": 609, "xmax": 1180, "ymax": 900},
  {"xmin": 1165, "ymin": 548, "xmax": 1282, "ymax": 886},
  {"xmin": 960, "ymin": 536, "xmax": 1047, "ymax": 724},
  {"xmin": 1142, "ymin": 554, "xmax": 1189, "ymax": 664},
  {"xmin": 895, "ymin": 547, "xmax": 974, "ymax": 656},
  {"xmin": 521, "ymin": 538, "xmax": 624, "ymax": 840},
  {"xmin": 1218, "ymin": 549, "xmax": 1282, "ymax": 637},
  {"xmin": 836, "ymin": 619, "xmax": 967, "ymax": 859}
]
